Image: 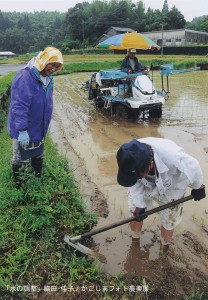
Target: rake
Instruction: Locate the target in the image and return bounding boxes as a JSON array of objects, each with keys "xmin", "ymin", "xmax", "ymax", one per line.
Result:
[{"xmin": 64, "ymin": 195, "xmax": 194, "ymax": 262}]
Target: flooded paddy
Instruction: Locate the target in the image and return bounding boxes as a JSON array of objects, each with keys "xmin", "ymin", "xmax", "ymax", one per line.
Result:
[{"xmin": 50, "ymin": 70, "xmax": 208, "ymax": 295}]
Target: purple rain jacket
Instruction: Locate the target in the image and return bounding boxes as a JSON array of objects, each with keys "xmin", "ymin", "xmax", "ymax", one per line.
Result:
[{"xmin": 7, "ymin": 67, "xmax": 54, "ymax": 142}]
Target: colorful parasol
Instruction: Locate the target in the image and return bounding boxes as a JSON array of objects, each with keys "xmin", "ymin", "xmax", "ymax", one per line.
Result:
[{"xmin": 97, "ymin": 32, "xmax": 160, "ymax": 50}]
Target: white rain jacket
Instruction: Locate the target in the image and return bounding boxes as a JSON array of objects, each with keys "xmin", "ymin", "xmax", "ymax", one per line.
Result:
[{"xmin": 128, "ymin": 137, "xmax": 203, "ymax": 208}]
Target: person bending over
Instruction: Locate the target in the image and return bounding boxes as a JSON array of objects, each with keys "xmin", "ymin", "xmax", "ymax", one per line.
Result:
[{"xmin": 116, "ymin": 137, "xmax": 205, "ymax": 250}]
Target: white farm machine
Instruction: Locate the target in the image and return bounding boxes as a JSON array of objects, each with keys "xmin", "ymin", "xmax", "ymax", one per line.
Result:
[{"xmin": 82, "ymin": 64, "xmax": 200, "ymax": 119}]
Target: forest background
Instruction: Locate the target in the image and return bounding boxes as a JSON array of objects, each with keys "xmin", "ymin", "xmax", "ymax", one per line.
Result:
[{"xmin": 0, "ymin": 0, "xmax": 208, "ymax": 55}]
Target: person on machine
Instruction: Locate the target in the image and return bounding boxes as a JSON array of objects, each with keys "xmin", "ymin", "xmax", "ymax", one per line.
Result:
[{"xmin": 121, "ymin": 48, "xmax": 145, "ymax": 74}]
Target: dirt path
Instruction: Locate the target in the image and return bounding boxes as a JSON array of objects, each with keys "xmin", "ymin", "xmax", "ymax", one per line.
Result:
[{"xmin": 50, "ymin": 72, "xmax": 208, "ymax": 299}]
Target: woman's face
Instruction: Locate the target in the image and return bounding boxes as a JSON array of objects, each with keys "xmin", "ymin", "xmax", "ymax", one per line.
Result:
[{"xmin": 41, "ymin": 62, "xmax": 62, "ymax": 77}]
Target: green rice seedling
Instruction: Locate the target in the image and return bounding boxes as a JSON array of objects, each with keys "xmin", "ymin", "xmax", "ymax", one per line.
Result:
[
  {"xmin": 119, "ymin": 207, "xmax": 124, "ymax": 217},
  {"xmin": 174, "ymin": 224, "xmax": 183, "ymax": 236}
]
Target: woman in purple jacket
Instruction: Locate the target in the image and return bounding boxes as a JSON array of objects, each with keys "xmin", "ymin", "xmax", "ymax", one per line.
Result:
[{"xmin": 7, "ymin": 47, "xmax": 63, "ymax": 185}]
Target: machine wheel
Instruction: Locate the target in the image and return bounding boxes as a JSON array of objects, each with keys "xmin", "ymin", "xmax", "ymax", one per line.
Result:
[
  {"xmin": 149, "ymin": 108, "xmax": 162, "ymax": 118},
  {"xmin": 115, "ymin": 104, "xmax": 129, "ymax": 120},
  {"xmin": 128, "ymin": 109, "xmax": 141, "ymax": 119}
]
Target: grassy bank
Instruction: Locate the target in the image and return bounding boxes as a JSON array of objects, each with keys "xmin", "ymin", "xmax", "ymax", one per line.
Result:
[
  {"xmin": 0, "ymin": 72, "xmax": 15, "ymax": 131},
  {"xmin": 54, "ymin": 54, "xmax": 207, "ymax": 75},
  {"xmin": 1, "ymin": 53, "xmax": 207, "ymax": 70}
]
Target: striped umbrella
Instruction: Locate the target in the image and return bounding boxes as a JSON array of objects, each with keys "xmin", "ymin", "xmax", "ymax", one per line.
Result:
[{"xmin": 97, "ymin": 32, "xmax": 160, "ymax": 50}]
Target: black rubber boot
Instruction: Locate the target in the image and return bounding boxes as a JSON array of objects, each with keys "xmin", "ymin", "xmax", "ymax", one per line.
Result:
[
  {"xmin": 12, "ymin": 164, "xmax": 23, "ymax": 187},
  {"xmin": 31, "ymin": 157, "xmax": 43, "ymax": 177}
]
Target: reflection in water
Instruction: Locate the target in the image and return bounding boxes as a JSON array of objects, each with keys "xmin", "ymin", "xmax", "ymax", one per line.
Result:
[
  {"xmin": 123, "ymin": 240, "xmax": 150, "ymax": 277},
  {"xmin": 160, "ymin": 71, "xmax": 208, "ymax": 136},
  {"xmin": 122, "ymin": 229, "xmax": 161, "ymax": 278}
]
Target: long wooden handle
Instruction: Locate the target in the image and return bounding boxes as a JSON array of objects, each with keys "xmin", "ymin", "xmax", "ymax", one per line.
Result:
[{"xmin": 81, "ymin": 195, "xmax": 193, "ymax": 239}]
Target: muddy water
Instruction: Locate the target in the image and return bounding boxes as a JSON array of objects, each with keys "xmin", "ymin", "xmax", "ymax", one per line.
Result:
[{"xmin": 52, "ymin": 71, "xmax": 208, "ymax": 277}]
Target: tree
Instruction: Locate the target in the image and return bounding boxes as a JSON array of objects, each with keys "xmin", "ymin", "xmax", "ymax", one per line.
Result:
[
  {"xmin": 162, "ymin": 0, "xmax": 169, "ymax": 14},
  {"xmin": 0, "ymin": 11, "xmax": 65, "ymax": 53},
  {"xmin": 0, "ymin": 10, "xmax": 6, "ymax": 31},
  {"xmin": 144, "ymin": 8, "xmax": 163, "ymax": 31},
  {"xmin": 0, "ymin": 2, "xmax": 206, "ymax": 53},
  {"xmin": 1, "ymin": 28, "xmax": 31, "ymax": 53},
  {"xmin": 166, "ymin": 6, "xmax": 186, "ymax": 29},
  {"xmin": 83, "ymin": 0, "xmax": 110, "ymax": 44},
  {"xmin": 115, "ymin": 0, "xmax": 131, "ymax": 20},
  {"xmin": 195, "ymin": 17, "xmax": 208, "ymax": 32},
  {"xmin": 63, "ymin": 3, "xmax": 88, "ymax": 41},
  {"xmin": 132, "ymin": 1, "xmax": 146, "ymax": 32},
  {"xmin": 186, "ymin": 15, "xmax": 208, "ymax": 32},
  {"xmin": 17, "ymin": 15, "xmax": 31, "ymax": 31}
]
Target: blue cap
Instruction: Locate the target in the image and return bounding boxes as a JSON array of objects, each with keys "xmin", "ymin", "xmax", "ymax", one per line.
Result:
[{"xmin": 117, "ymin": 139, "xmax": 151, "ymax": 187}]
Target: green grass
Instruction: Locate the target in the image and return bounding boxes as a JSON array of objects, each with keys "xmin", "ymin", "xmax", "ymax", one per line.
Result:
[
  {"xmin": 0, "ymin": 72, "xmax": 15, "ymax": 130},
  {"xmin": 57, "ymin": 60, "xmax": 122, "ymax": 75},
  {"xmin": 183, "ymin": 289, "xmax": 206, "ymax": 300},
  {"xmin": 0, "ymin": 72, "xmax": 15, "ymax": 95},
  {"xmin": 56, "ymin": 54, "xmax": 207, "ymax": 75},
  {"xmin": 1, "ymin": 52, "xmax": 207, "ymax": 69}
]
